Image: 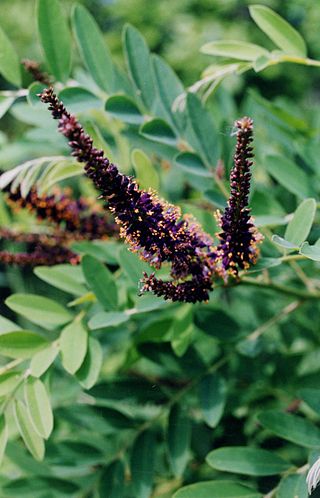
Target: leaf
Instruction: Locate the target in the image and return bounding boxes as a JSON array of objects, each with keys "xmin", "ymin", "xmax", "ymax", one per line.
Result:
[
  {"xmin": 201, "ymin": 40, "xmax": 268, "ymax": 61},
  {"xmin": 6, "ymin": 294, "xmax": 72, "ymax": 330},
  {"xmin": 0, "ymin": 415, "xmax": 8, "ymax": 466},
  {"xmin": 30, "ymin": 343, "xmax": 59, "ymax": 378},
  {"xmin": 170, "ymin": 304, "xmax": 194, "ymax": 357},
  {"xmin": 140, "ymin": 118, "xmax": 177, "ymax": 147},
  {"xmin": 271, "ymin": 235, "xmax": 299, "ymax": 250},
  {"xmin": 60, "ymin": 319, "xmax": 88, "ymax": 374},
  {"xmin": 167, "ymin": 404, "xmax": 191, "ymax": 477},
  {"xmin": 88, "ymin": 312, "xmax": 129, "ymax": 330},
  {"xmin": 72, "ymin": 240, "xmax": 120, "ymax": 265},
  {"xmin": 58, "ymin": 86, "xmax": 101, "ymax": 113},
  {"xmin": 173, "ymin": 480, "xmax": 262, "ymax": 498},
  {"xmin": 284, "ymin": 198, "xmax": 316, "ymax": 246},
  {"xmin": 277, "ymin": 473, "xmax": 308, "ymax": 498},
  {"xmin": 206, "ymin": 447, "xmax": 291, "ymax": 476},
  {"xmin": 0, "ymin": 314, "xmax": 21, "ymax": 334},
  {"xmin": 72, "ymin": 4, "xmax": 114, "ymax": 92},
  {"xmin": 24, "ymin": 377, "xmax": 53, "ymax": 439},
  {"xmin": 14, "ymin": 400, "xmax": 45, "ymax": 461},
  {"xmin": 186, "ymin": 93, "xmax": 220, "ymax": 167},
  {"xmin": 34, "ymin": 265, "xmax": 87, "ymax": 296},
  {"xmin": 99, "ymin": 460, "xmax": 125, "ymax": 498},
  {"xmin": 175, "ymin": 152, "xmax": 211, "ymax": 177},
  {"xmin": 76, "ymin": 337, "xmax": 103, "ymax": 389},
  {"xmin": 300, "ymin": 242, "xmax": 320, "ymax": 262},
  {"xmin": 132, "ymin": 148, "xmax": 160, "ymax": 190},
  {"xmin": 257, "ymin": 410, "xmax": 320, "ymax": 448},
  {"xmin": 0, "ymin": 372, "xmax": 21, "ymax": 396},
  {"xmin": 37, "ymin": 0, "xmax": 72, "ymax": 82},
  {"xmin": 152, "ymin": 55, "xmax": 185, "ymax": 131},
  {"xmin": 195, "ymin": 308, "xmax": 241, "ymax": 341},
  {"xmin": 0, "ymin": 96, "xmax": 15, "ymax": 119},
  {"xmin": 264, "ymin": 155, "xmax": 311, "ymax": 198},
  {"xmin": 0, "ymin": 332, "xmax": 48, "ymax": 359},
  {"xmin": 198, "ymin": 373, "xmax": 226, "ymax": 428},
  {"xmin": 105, "ymin": 95, "xmax": 144, "ymax": 125},
  {"xmin": 117, "ymin": 246, "xmax": 149, "ymax": 285},
  {"xmin": 130, "ymin": 430, "xmax": 156, "ymax": 498},
  {"xmin": 249, "ymin": 5, "xmax": 307, "ymax": 57},
  {"xmin": 0, "ymin": 25, "xmax": 21, "ymax": 86},
  {"xmin": 299, "ymin": 388, "xmax": 320, "ymax": 414},
  {"xmin": 82, "ymin": 255, "xmax": 118, "ymax": 310},
  {"xmin": 37, "ymin": 160, "xmax": 83, "ymax": 194},
  {"xmin": 123, "ymin": 24, "xmax": 155, "ymax": 110}
]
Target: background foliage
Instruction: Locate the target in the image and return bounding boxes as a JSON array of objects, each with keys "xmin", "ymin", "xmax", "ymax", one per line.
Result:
[{"xmin": 0, "ymin": 1, "xmax": 320, "ymax": 497}]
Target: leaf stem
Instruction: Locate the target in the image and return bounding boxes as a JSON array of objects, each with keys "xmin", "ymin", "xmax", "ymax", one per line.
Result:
[{"xmin": 240, "ymin": 276, "xmax": 320, "ymax": 300}]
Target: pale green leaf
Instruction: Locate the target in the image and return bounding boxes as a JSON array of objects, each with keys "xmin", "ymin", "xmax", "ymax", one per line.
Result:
[
  {"xmin": 76, "ymin": 337, "xmax": 103, "ymax": 390},
  {"xmin": 14, "ymin": 400, "xmax": 45, "ymax": 461},
  {"xmin": 201, "ymin": 40, "xmax": 268, "ymax": 61},
  {"xmin": 132, "ymin": 149, "xmax": 160, "ymax": 190},
  {"xmin": 284, "ymin": 198, "xmax": 316, "ymax": 246},
  {"xmin": 0, "ymin": 332, "xmax": 48, "ymax": 359},
  {"xmin": 60, "ymin": 319, "xmax": 88, "ymax": 374},
  {"xmin": 24, "ymin": 377, "xmax": 53, "ymax": 439},
  {"xmin": 0, "ymin": 26, "xmax": 21, "ymax": 86}
]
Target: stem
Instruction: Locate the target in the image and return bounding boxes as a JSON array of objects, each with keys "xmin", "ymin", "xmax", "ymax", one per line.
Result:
[
  {"xmin": 240, "ymin": 276, "xmax": 320, "ymax": 300},
  {"xmin": 0, "ymin": 358, "xmax": 25, "ymax": 376}
]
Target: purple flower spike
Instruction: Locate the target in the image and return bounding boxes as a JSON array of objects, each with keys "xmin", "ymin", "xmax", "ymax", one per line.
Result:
[
  {"xmin": 215, "ymin": 117, "xmax": 262, "ymax": 279},
  {"xmin": 40, "ymin": 88, "xmax": 215, "ymax": 302}
]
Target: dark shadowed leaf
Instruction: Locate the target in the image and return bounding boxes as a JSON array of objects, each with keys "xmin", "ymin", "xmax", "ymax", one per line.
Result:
[
  {"xmin": 195, "ymin": 308, "xmax": 241, "ymax": 341},
  {"xmin": 99, "ymin": 460, "xmax": 125, "ymax": 498},
  {"xmin": 82, "ymin": 255, "xmax": 118, "ymax": 310},
  {"xmin": 198, "ymin": 373, "xmax": 226, "ymax": 428},
  {"xmin": 130, "ymin": 430, "xmax": 156, "ymax": 498},
  {"xmin": 167, "ymin": 404, "xmax": 191, "ymax": 477}
]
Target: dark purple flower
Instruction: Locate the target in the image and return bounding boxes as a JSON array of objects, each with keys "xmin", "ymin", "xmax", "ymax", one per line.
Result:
[
  {"xmin": 40, "ymin": 88, "xmax": 215, "ymax": 302},
  {"xmin": 5, "ymin": 186, "xmax": 118, "ymax": 240},
  {"xmin": 214, "ymin": 117, "xmax": 262, "ymax": 279}
]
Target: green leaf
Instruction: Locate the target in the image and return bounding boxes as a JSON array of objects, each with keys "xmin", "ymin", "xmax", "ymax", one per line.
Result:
[
  {"xmin": 152, "ymin": 55, "xmax": 185, "ymax": 132},
  {"xmin": 34, "ymin": 265, "xmax": 87, "ymax": 297},
  {"xmin": 24, "ymin": 377, "xmax": 53, "ymax": 439},
  {"xmin": 14, "ymin": 400, "xmax": 45, "ymax": 461},
  {"xmin": 60, "ymin": 319, "xmax": 88, "ymax": 374},
  {"xmin": 0, "ymin": 332, "xmax": 48, "ymax": 359},
  {"xmin": 58, "ymin": 86, "xmax": 101, "ymax": 113},
  {"xmin": 6, "ymin": 294, "xmax": 72, "ymax": 330},
  {"xmin": 264, "ymin": 155, "xmax": 311, "ymax": 198},
  {"xmin": 300, "ymin": 242, "xmax": 320, "ymax": 262},
  {"xmin": 72, "ymin": 240, "xmax": 120, "ymax": 265},
  {"xmin": 284, "ymin": 198, "xmax": 317, "ymax": 246},
  {"xmin": 277, "ymin": 473, "xmax": 308, "ymax": 498},
  {"xmin": 175, "ymin": 152, "xmax": 211, "ymax": 177},
  {"xmin": 257, "ymin": 410, "xmax": 320, "ymax": 448},
  {"xmin": 195, "ymin": 308, "xmax": 241, "ymax": 341},
  {"xmin": 30, "ymin": 343, "xmax": 59, "ymax": 378},
  {"xmin": 72, "ymin": 4, "xmax": 114, "ymax": 92},
  {"xmin": 132, "ymin": 148, "xmax": 160, "ymax": 190},
  {"xmin": 198, "ymin": 373, "xmax": 226, "ymax": 428},
  {"xmin": 0, "ymin": 415, "xmax": 8, "ymax": 466},
  {"xmin": 37, "ymin": 0, "xmax": 72, "ymax": 82},
  {"xmin": 117, "ymin": 246, "xmax": 149, "ymax": 285},
  {"xmin": 82, "ymin": 255, "xmax": 118, "ymax": 310},
  {"xmin": 170, "ymin": 305, "xmax": 194, "ymax": 357},
  {"xmin": 167, "ymin": 404, "xmax": 191, "ymax": 477},
  {"xmin": 201, "ymin": 40, "xmax": 268, "ymax": 61},
  {"xmin": 88, "ymin": 311, "xmax": 129, "ymax": 330},
  {"xmin": 130, "ymin": 430, "xmax": 156, "ymax": 498},
  {"xmin": 140, "ymin": 118, "xmax": 177, "ymax": 146},
  {"xmin": 186, "ymin": 93, "xmax": 220, "ymax": 167},
  {"xmin": 299, "ymin": 388, "xmax": 320, "ymax": 414},
  {"xmin": 105, "ymin": 95, "xmax": 144, "ymax": 125},
  {"xmin": 0, "ymin": 25, "xmax": 21, "ymax": 86},
  {"xmin": 0, "ymin": 314, "xmax": 21, "ymax": 333},
  {"xmin": 123, "ymin": 24, "xmax": 155, "ymax": 110},
  {"xmin": 249, "ymin": 5, "xmax": 307, "ymax": 57},
  {"xmin": 206, "ymin": 447, "xmax": 291, "ymax": 476},
  {"xmin": 76, "ymin": 337, "xmax": 103, "ymax": 389},
  {"xmin": 271, "ymin": 235, "xmax": 299, "ymax": 250},
  {"xmin": 99, "ymin": 460, "xmax": 125, "ymax": 498},
  {"xmin": 0, "ymin": 96, "xmax": 15, "ymax": 119},
  {"xmin": 173, "ymin": 480, "xmax": 262, "ymax": 498},
  {"xmin": 0, "ymin": 372, "xmax": 21, "ymax": 396},
  {"xmin": 37, "ymin": 160, "xmax": 83, "ymax": 194}
]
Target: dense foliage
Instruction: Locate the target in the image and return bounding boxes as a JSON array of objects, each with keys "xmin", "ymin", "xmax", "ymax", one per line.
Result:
[{"xmin": 0, "ymin": 1, "xmax": 320, "ymax": 497}]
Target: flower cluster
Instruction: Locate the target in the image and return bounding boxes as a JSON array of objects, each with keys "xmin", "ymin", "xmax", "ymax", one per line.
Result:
[
  {"xmin": 5, "ymin": 186, "xmax": 118, "ymax": 240},
  {"xmin": 214, "ymin": 117, "xmax": 262, "ymax": 279},
  {"xmin": 40, "ymin": 88, "xmax": 216, "ymax": 302},
  {"xmin": 0, "ymin": 229, "xmax": 79, "ymax": 267}
]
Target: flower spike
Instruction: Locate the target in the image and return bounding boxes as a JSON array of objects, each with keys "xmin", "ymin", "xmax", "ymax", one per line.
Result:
[{"xmin": 40, "ymin": 88, "xmax": 215, "ymax": 302}]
